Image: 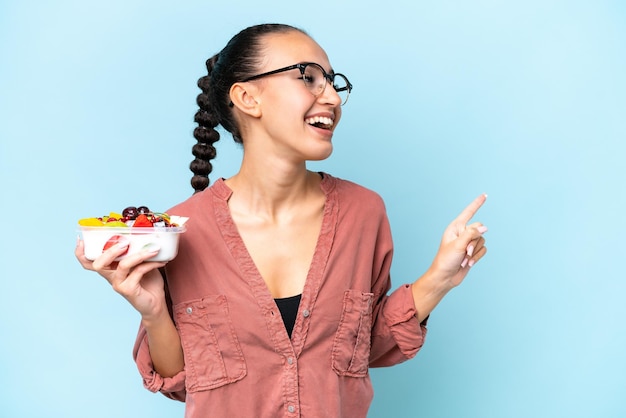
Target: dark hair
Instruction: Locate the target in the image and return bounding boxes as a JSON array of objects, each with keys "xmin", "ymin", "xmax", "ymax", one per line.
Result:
[{"xmin": 190, "ymin": 23, "xmax": 308, "ymax": 193}]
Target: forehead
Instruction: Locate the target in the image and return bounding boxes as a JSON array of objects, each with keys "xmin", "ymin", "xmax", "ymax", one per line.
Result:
[{"xmin": 260, "ymin": 31, "xmax": 332, "ymax": 71}]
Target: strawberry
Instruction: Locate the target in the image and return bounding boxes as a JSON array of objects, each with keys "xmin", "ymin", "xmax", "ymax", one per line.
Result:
[
  {"xmin": 133, "ymin": 214, "xmax": 153, "ymax": 227},
  {"xmin": 103, "ymin": 235, "xmax": 129, "ymax": 255}
]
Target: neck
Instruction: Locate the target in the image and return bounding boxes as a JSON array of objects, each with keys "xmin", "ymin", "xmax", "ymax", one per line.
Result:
[{"xmin": 225, "ymin": 156, "xmax": 321, "ymax": 222}]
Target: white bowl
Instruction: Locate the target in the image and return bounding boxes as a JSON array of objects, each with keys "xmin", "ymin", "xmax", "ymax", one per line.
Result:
[{"xmin": 80, "ymin": 226, "xmax": 186, "ymax": 262}]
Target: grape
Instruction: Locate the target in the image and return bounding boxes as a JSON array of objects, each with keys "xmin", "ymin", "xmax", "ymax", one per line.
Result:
[
  {"xmin": 137, "ymin": 206, "xmax": 150, "ymax": 215},
  {"xmin": 122, "ymin": 206, "xmax": 138, "ymax": 220}
]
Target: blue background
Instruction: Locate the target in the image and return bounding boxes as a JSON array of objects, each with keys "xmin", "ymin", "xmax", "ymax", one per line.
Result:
[{"xmin": 1, "ymin": 1, "xmax": 624, "ymax": 417}]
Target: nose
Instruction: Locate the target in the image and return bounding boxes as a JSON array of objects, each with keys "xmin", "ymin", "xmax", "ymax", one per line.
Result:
[{"xmin": 319, "ymin": 81, "xmax": 342, "ymax": 107}]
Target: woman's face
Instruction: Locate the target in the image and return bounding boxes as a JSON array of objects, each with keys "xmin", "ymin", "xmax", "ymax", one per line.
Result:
[{"xmin": 245, "ymin": 31, "xmax": 343, "ymax": 163}]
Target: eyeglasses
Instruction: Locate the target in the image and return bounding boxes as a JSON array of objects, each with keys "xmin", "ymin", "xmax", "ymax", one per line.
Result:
[{"xmin": 241, "ymin": 62, "xmax": 353, "ymax": 105}]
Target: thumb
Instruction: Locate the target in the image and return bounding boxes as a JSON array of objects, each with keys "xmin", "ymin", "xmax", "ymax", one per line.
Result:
[{"xmin": 457, "ymin": 222, "xmax": 488, "ymax": 251}]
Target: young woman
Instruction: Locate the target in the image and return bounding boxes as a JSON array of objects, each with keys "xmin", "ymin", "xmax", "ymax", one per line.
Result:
[{"xmin": 76, "ymin": 23, "xmax": 487, "ymax": 418}]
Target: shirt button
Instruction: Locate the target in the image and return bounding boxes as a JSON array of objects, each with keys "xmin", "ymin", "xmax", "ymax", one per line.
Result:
[
  {"xmin": 288, "ymin": 405, "xmax": 295, "ymax": 413},
  {"xmin": 287, "ymin": 357, "xmax": 294, "ymax": 365},
  {"xmin": 186, "ymin": 307, "xmax": 193, "ymax": 314},
  {"xmin": 302, "ymin": 309, "xmax": 310, "ymax": 318}
]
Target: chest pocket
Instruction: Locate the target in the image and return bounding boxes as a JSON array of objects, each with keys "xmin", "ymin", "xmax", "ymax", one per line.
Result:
[
  {"xmin": 331, "ymin": 290, "xmax": 374, "ymax": 377},
  {"xmin": 173, "ymin": 295, "xmax": 247, "ymax": 392}
]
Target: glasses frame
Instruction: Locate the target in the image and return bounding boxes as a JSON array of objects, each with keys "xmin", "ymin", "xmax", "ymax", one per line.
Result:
[{"xmin": 240, "ymin": 62, "xmax": 353, "ymax": 105}]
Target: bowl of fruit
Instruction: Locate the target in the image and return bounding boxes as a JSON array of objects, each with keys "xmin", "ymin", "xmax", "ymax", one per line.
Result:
[{"xmin": 79, "ymin": 205, "xmax": 188, "ymax": 262}]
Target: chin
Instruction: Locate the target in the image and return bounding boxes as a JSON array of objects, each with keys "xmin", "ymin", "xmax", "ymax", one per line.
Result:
[{"xmin": 308, "ymin": 144, "xmax": 334, "ymax": 161}]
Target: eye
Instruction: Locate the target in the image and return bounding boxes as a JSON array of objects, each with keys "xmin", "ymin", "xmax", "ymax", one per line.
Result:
[
  {"xmin": 302, "ymin": 72, "xmax": 317, "ymax": 85},
  {"xmin": 301, "ymin": 64, "xmax": 325, "ymax": 86}
]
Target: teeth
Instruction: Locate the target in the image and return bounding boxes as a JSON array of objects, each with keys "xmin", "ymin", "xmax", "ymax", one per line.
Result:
[{"xmin": 305, "ymin": 116, "xmax": 334, "ymax": 127}]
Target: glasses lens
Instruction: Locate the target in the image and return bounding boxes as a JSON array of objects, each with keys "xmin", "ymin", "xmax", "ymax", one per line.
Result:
[
  {"xmin": 301, "ymin": 64, "xmax": 351, "ymax": 105},
  {"xmin": 302, "ymin": 64, "xmax": 326, "ymax": 96},
  {"xmin": 332, "ymin": 74, "xmax": 351, "ymax": 105}
]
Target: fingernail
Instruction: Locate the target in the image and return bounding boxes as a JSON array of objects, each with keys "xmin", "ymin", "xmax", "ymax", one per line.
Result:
[
  {"xmin": 116, "ymin": 237, "xmax": 130, "ymax": 248},
  {"xmin": 478, "ymin": 226, "xmax": 488, "ymax": 234},
  {"xmin": 468, "ymin": 259, "xmax": 475, "ymax": 267},
  {"xmin": 467, "ymin": 244, "xmax": 474, "ymax": 257},
  {"xmin": 461, "ymin": 257, "xmax": 469, "ymax": 268},
  {"xmin": 141, "ymin": 243, "xmax": 161, "ymax": 253}
]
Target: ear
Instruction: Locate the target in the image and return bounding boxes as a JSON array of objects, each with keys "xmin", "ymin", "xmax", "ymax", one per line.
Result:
[{"xmin": 229, "ymin": 83, "xmax": 262, "ymax": 118}]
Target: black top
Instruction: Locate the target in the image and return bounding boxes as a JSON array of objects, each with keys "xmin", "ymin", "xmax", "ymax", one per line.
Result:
[{"xmin": 274, "ymin": 294, "xmax": 302, "ymax": 338}]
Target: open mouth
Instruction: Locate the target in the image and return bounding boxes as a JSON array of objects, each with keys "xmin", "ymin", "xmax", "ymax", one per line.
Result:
[{"xmin": 305, "ymin": 116, "xmax": 334, "ymax": 130}]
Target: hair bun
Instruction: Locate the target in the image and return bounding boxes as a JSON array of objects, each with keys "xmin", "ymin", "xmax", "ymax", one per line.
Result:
[
  {"xmin": 194, "ymin": 109, "xmax": 218, "ymax": 127},
  {"xmin": 192, "ymin": 141, "xmax": 217, "ymax": 159}
]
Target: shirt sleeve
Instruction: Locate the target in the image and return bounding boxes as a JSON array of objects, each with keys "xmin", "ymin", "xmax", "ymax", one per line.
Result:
[
  {"xmin": 368, "ymin": 207, "xmax": 428, "ymax": 368},
  {"xmin": 131, "ymin": 268, "xmax": 187, "ymax": 401},
  {"xmin": 369, "ymin": 283, "xmax": 428, "ymax": 367},
  {"xmin": 132, "ymin": 325, "xmax": 187, "ymax": 402}
]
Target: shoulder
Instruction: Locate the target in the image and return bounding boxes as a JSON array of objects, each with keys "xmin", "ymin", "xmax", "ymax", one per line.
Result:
[
  {"xmin": 166, "ymin": 190, "xmax": 208, "ymax": 217},
  {"xmin": 166, "ymin": 178, "xmax": 227, "ymax": 217},
  {"xmin": 323, "ymin": 173, "xmax": 387, "ymax": 215}
]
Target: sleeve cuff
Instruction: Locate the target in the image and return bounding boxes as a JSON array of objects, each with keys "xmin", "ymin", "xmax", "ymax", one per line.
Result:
[
  {"xmin": 382, "ymin": 284, "xmax": 427, "ymax": 359},
  {"xmin": 133, "ymin": 329, "xmax": 186, "ymax": 400}
]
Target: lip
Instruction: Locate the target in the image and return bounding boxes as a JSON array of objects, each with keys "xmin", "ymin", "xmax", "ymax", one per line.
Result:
[{"xmin": 307, "ymin": 123, "xmax": 334, "ymax": 139}]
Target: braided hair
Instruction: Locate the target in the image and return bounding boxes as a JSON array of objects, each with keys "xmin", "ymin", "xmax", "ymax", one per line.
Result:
[{"xmin": 190, "ymin": 23, "xmax": 307, "ymax": 193}]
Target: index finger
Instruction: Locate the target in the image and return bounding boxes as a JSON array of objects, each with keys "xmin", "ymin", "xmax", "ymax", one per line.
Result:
[{"xmin": 455, "ymin": 193, "xmax": 488, "ymax": 223}]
